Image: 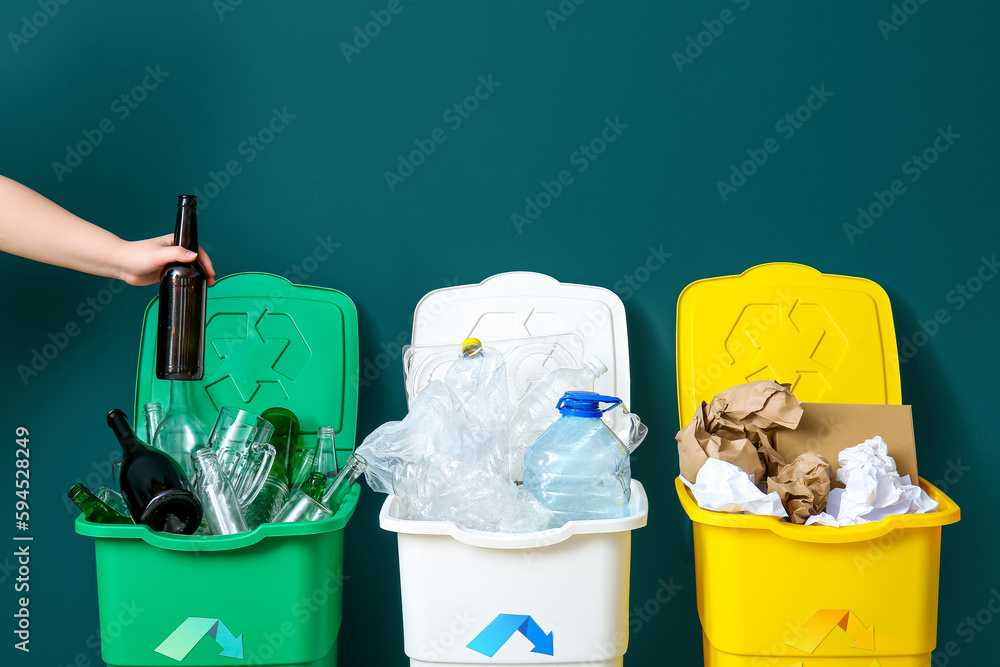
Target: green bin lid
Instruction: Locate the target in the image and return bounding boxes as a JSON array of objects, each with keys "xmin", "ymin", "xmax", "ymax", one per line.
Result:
[{"xmin": 134, "ymin": 272, "xmax": 359, "ymax": 460}]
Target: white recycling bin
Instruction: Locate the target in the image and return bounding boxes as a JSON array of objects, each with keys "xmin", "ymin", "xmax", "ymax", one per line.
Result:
[{"xmin": 380, "ymin": 272, "xmax": 649, "ymax": 667}]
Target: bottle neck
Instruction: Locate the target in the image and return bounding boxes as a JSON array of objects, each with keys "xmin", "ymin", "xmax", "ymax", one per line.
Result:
[
  {"xmin": 168, "ymin": 380, "xmax": 197, "ymax": 412},
  {"xmin": 108, "ymin": 409, "xmax": 144, "ymax": 455},
  {"xmin": 174, "ymin": 196, "xmax": 198, "ymax": 252}
]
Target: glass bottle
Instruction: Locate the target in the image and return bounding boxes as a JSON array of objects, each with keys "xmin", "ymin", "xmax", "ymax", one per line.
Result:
[
  {"xmin": 243, "ymin": 408, "xmax": 298, "ymax": 528},
  {"xmin": 143, "ymin": 401, "xmax": 164, "ymax": 444},
  {"xmin": 289, "ymin": 447, "xmax": 317, "ymax": 492},
  {"xmin": 303, "ymin": 471, "xmax": 327, "ymax": 501},
  {"xmin": 260, "ymin": 407, "xmax": 299, "ymax": 482},
  {"xmin": 68, "ymin": 483, "xmax": 133, "ymax": 524},
  {"xmin": 107, "ymin": 409, "xmax": 202, "ymax": 534},
  {"xmin": 320, "ymin": 453, "xmax": 367, "ymax": 514},
  {"xmin": 95, "ymin": 485, "xmax": 130, "ymax": 516},
  {"xmin": 156, "ymin": 194, "xmax": 207, "ymax": 381},
  {"xmin": 315, "ymin": 426, "xmax": 339, "ymax": 480},
  {"xmin": 191, "ymin": 447, "xmax": 249, "ymax": 536},
  {"xmin": 152, "ymin": 380, "xmax": 208, "ymax": 475}
]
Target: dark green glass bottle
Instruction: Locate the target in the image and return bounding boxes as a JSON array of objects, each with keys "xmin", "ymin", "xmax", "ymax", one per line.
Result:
[
  {"xmin": 260, "ymin": 407, "xmax": 299, "ymax": 483},
  {"xmin": 68, "ymin": 483, "xmax": 133, "ymax": 524},
  {"xmin": 303, "ymin": 471, "xmax": 327, "ymax": 502},
  {"xmin": 156, "ymin": 194, "xmax": 207, "ymax": 381},
  {"xmin": 107, "ymin": 409, "xmax": 202, "ymax": 534}
]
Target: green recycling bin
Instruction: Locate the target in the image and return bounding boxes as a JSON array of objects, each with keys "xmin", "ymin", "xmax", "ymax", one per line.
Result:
[{"xmin": 75, "ymin": 273, "xmax": 360, "ymax": 667}]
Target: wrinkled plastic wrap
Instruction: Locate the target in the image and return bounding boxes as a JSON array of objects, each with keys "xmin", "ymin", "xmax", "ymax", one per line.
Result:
[
  {"xmin": 357, "ymin": 346, "xmax": 555, "ymax": 532},
  {"xmin": 806, "ymin": 436, "xmax": 938, "ymax": 527},
  {"xmin": 681, "ymin": 458, "xmax": 787, "ymax": 517}
]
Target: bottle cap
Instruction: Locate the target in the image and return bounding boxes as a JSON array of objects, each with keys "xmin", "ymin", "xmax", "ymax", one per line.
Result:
[
  {"xmin": 556, "ymin": 390, "xmax": 623, "ymax": 418},
  {"xmin": 461, "ymin": 337, "xmax": 483, "ymax": 358},
  {"xmin": 584, "ymin": 356, "xmax": 608, "ymax": 377}
]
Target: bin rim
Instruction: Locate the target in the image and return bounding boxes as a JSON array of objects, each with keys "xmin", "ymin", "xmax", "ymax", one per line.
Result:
[
  {"xmin": 379, "ymin": 479, "xmax": 648, "ymax": 549},
  {"xmin": 675, "ymin": 476, "xmax": 959, "ymax": 543},
  {"xmin": 74, "ymin": 485, "xmax": 359, "ymax": 551}
]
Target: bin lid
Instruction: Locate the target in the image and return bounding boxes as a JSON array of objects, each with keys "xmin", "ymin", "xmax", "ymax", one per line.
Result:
[
  {"xmin": 135, "ymin": 272, "xmax": 359, "ymax": 460},
  {"xmin": 409, "ymin": 271, "xmax": 631, "ymax": 405},
  {"xmin": 675, "ymin": 262, "xmax": 901, "ymax": 427}
]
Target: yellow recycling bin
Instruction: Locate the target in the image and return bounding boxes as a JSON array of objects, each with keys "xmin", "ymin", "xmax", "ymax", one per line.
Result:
[{"xmin": 674, "ymin": 263, "xmax": 960, "ymax": 666}]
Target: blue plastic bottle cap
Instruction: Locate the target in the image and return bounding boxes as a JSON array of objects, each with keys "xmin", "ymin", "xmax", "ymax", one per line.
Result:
[{"xmin": 557, "ymin": 391, "xmax": 623, "ymax": 418}]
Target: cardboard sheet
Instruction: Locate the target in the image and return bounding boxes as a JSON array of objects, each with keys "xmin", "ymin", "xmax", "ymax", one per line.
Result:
[{"xmin": 774, "ymin": 403, "xmax": 918, "ymax": 481}]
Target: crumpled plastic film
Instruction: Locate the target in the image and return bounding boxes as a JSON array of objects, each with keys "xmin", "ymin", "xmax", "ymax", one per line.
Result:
[{"xmin": 357, "ymin": 344, "xmax": 555, "ymax": 532}]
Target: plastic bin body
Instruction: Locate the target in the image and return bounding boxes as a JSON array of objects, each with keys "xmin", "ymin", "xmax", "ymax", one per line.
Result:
[
  {"xmin": 74, "ymin": 273, "xmax": 359, "ymax": 667},
  {"xmin": 382, "ymin": 481, "xmax": 648, "ymax": 667},
  {"xmin": 675, "ymin": 263, "xmax": 960, "ymax": 666},
  {"xmin": 388, "ymin": 273, "xmax": 646, "ymax": 666}
]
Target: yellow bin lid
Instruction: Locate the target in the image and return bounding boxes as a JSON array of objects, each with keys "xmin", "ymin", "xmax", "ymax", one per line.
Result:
[{"xmin": 675, "ymin": 262, "xmax": 901, "ymax": 427}]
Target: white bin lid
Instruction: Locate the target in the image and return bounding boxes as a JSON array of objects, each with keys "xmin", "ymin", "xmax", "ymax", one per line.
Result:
[{"xmin": 409, "ymin": 271, "xmax": 631, "ymax": 405}]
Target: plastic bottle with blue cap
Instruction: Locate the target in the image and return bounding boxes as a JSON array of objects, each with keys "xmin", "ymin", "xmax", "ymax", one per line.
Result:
[{"xmin": 522, "ymin": 391, "xmax": 631, "ymax": 528}]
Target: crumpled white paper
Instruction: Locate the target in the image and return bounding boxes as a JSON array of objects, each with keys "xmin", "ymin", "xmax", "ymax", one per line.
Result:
[
  {"xmin": 806, "ymin": 436, "xmax": 938, "ymax": 527},
  {"xmin": 682, "ymin": 458, "xmax": 787, "ymax": 517}
]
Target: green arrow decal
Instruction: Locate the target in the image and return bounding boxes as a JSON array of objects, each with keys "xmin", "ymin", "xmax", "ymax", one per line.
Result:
[{"xmin": 155, "ymin": 617, "xmax": 244, "ymax": 661}]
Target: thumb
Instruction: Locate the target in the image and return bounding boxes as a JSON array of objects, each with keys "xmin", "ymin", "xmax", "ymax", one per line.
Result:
[{"xmin": 156, "ymin": 246, "xmax": 198, "ymax": 265}]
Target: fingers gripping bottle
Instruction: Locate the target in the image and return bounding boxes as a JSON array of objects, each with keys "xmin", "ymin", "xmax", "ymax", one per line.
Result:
[{"xmin": 522, "ymin": 391, "xmax": 631, "ymax": 529}]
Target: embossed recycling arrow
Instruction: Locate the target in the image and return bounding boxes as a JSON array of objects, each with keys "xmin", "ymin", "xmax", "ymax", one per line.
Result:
[
  {"xmin": 785, "ymin": 609, "xmax": 874, "ymax": 654},
  {"xmin": 467, "ymin": 614, "xmax": 554, "ymax": 658},
  {"xmin": 155, "ymin": 617, "xmax": 244, "ymax": 661}
]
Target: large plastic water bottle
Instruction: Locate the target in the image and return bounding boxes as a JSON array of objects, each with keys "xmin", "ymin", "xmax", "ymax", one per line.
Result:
[
  {"xmin": 522, "ymin": 391, "xmax": 631, "ymax": 528},
  {"xmin": 507, "ymin": 357, "xmax": 608, "ymax": 482}
]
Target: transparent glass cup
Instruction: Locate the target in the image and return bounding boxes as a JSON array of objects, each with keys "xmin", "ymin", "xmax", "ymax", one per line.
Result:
[{"xmin": 208, "ymin": 407, "xmax": 275, "ymax": 507}]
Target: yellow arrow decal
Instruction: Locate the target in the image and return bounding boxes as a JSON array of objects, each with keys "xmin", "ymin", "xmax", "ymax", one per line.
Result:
[{"xmin": 785, "ymin": 609, "xmax": 875, "ymax": 654}]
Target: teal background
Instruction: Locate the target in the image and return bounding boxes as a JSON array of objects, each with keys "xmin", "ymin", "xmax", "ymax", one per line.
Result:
[{"xmin": 1, "ymin": 1, "xmax": 998, "ymax": 666}]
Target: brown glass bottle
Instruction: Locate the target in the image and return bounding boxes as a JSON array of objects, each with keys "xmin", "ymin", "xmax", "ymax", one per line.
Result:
[{"xmin": 156, "ymin": 195, "xmax": 207, "ymax": 380}]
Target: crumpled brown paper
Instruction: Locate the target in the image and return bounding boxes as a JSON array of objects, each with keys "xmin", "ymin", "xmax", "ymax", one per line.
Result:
[
  {"xmin": 766, "ymin": 451, "xmax": 832, "ymax": 524},
  {"xmin": 676, "ymin": 380, "xmax": 804, "ymax": 486}
]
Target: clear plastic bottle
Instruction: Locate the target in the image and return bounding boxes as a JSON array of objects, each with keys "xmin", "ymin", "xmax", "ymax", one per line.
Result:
[
  {"xmin": 522, "ymin": 391, "xmax": 631, "ymax": 528},
  {"xmin": 508, "ymin": 357, "xmax": 607, "ymax": 482}
]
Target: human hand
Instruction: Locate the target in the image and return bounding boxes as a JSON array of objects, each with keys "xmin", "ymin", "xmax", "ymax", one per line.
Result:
[{"xmin": 116, "ymin": 234, "xmax": 217, "ymax": 287}]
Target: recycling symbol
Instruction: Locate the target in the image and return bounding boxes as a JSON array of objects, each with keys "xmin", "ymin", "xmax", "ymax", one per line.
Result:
[
  {"xmin": 724, "ymin": 300, "xmax": 847, "ymax": 400},
  {"xmin": 203, "ymin": 310, "xmax": 310, "ymax": 407}
]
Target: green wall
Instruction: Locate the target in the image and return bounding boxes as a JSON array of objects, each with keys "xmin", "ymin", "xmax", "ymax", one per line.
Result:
[{"xmin": 1, "ymin": 1, "xmax": 997, "ymax": 666}]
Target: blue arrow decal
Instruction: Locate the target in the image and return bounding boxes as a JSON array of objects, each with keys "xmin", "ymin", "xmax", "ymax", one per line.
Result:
[
  {"xmin": 467, "ymin": 614, "xmax": 554, "ymax": 658},
  {"xmin": 518, "ymin": 616, "xmax": 554, "ymax": 655},
  {"xmin": 209, "ymin": 620, "xmax": 244, "ymax": 659}
]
